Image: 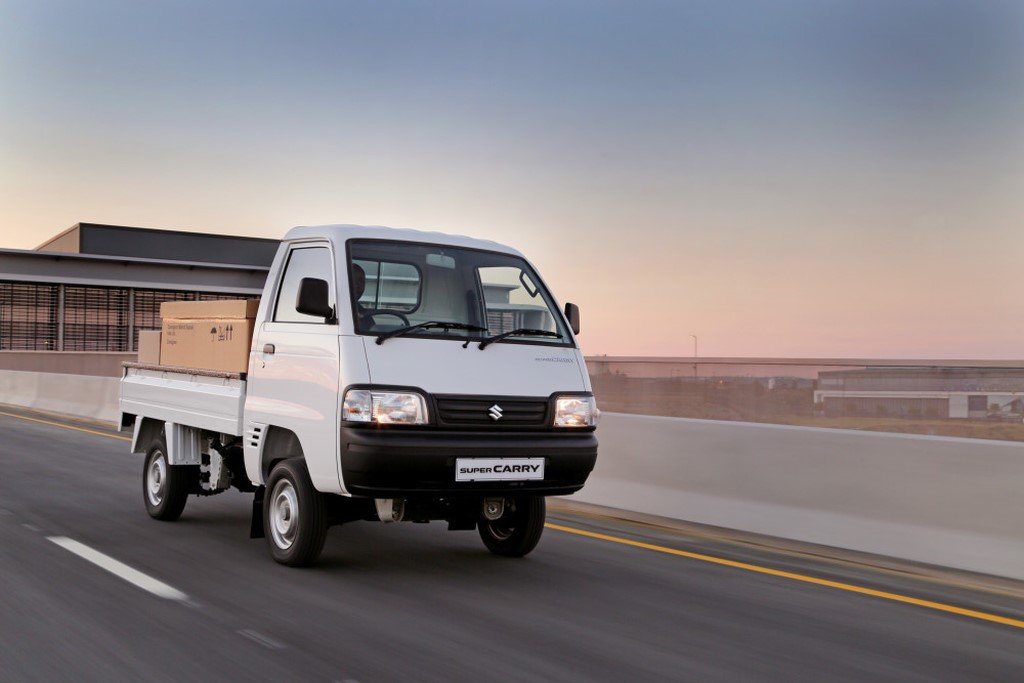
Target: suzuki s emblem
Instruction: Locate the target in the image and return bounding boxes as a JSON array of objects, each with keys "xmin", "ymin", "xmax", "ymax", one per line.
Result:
[{"xmin": 488, "ymin": 404, "xmax": 504, "ymax": 421}]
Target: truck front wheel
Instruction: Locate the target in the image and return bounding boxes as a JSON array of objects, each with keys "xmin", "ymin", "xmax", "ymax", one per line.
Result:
[
  {"xmin": 143, "ymin": 439, "xmax": 192, "ymax": 521},
  {"xmin": 264, "ymin": 458, "xmax": 328, "ymax": 567},
  {"xmin": 479, "ymin": 496, "xmax": 546, "ymax": 557}
]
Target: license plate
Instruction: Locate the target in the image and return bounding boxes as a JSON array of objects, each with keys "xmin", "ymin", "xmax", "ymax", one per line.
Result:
[{"xmin": 455, "ymin": 458, "xmax": 545, "ymax": 482}]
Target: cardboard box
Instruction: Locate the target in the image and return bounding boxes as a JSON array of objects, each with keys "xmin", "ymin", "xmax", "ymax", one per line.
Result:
[
  {"xmin": 159, "ymin": 299, "xmax": 259, "ymax": 373},
  {"xmin": 137, "ymin": 330, "xmax": 162, "ymax": 365},
  {"xmin": 159, "ymin": 299, "xmax": 260, "ymax": 320}
]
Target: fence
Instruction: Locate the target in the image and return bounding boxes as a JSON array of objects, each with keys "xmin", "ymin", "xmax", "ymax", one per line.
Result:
[{"xmin": 0, "ymin": 280, "xmax": 244, "ymax": 353}]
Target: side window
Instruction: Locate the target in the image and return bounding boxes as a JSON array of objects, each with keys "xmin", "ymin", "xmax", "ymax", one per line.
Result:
[
  {"xmin": 273, "ymin": 246, "xmax": 335, "ymax": 323},
  {"xmin": 477, "ymin": 266, "xmax": 555, "ymax": 335},
  {"xmin": 353, "ymin": 259, "xmax": 420, "ymax": 312}
]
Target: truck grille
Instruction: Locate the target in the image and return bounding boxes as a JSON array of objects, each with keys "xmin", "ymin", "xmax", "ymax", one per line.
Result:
[{"xmin": 435, "ymin": 397, "xmax": 548, "ymax": 427}]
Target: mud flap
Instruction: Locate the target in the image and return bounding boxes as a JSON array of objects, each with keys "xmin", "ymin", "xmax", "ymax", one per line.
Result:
[{"xmin": 250, "ymin": 486, "xmax": 265, "ymax": 538}]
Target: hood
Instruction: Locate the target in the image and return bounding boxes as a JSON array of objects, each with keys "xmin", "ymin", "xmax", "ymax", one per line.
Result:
[{"xmin": 361, "ymin": 336, "xmax": 588, "ymax": 397}]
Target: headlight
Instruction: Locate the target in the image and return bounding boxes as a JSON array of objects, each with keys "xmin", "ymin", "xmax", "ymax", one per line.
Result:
[
  {"xmin": 343, "ymin": 389, "xmax": 428, "ymax": 425},
  {"xmin": 553, "ymin": 395, "xmax": 599, "ymax": 428}
]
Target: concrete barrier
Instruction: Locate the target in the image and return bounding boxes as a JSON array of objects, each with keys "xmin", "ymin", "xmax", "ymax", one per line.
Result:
[
  {"xmin": 0, "ymin": 369, "xmax": 121, "ymax": 422},
  {"xmin": 2, "ymin": 370, "xmax": 1022, "ymax": 579},
  {"xmin": 574, "ymin": 413, "xmax": 1024, "ymax": 580}
]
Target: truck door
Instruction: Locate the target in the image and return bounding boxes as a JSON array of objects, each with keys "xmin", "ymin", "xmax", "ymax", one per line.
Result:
[{"xmin": 245, "ymin": 242, "xmax": 342, "ymax": 494}]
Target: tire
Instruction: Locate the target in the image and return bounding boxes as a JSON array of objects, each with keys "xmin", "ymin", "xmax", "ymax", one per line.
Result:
[
  {"xmin": 263, "ymin": 458, "xmax": 328, "ymax": 567},
  {"xmin": 479, "ymin": 496, "xmax": 546, "ymax": 557},
  {"xmin": 143, "ymin": 437, "xmax": 192, "ymax": 521}
]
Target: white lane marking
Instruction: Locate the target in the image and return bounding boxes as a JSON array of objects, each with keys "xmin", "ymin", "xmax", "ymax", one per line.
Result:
[
  {"xmin": 47, "ymin": 536, "xmax": 189, "ymax": 602},
  {"xmin": 22, "ymin": 523, "xmax": 41, "ymax": 532},
  {"xmin": 238, "ymin": 629, "xmax": 286, "ymax": 650}
]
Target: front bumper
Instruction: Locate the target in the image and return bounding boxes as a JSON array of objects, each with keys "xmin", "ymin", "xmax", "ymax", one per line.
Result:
[{"xmin": 339, "ymin": 427, "xmax": 598, "ymax": 497}]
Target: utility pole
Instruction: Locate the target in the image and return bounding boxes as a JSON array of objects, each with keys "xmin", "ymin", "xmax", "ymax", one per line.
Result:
[{"xmin": 690, "ymin": 333, "xmax": 698, "ymax": 379}]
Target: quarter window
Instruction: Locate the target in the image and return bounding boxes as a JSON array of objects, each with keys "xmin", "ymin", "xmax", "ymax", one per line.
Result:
[{"xmin": 274, "ymin": 246, "xmax": 335, "ymax": 323}]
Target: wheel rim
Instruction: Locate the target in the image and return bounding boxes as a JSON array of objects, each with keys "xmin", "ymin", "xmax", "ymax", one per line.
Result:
[
  {"xmin": 269, "ymin": 479, "xmax": 299, "ymax": 550},
  {"xmin": 146, "ymin": 450, "xmax": 167, "ymax": 507},
  {"xmin": 485, "ymin": 522, "xmax": 515, "ymax": 541}
]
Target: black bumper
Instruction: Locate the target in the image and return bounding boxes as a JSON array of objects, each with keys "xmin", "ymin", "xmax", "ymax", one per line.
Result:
[{"xmin": 339, "ymin": 427, "xmax": 598, "ymax": 497}]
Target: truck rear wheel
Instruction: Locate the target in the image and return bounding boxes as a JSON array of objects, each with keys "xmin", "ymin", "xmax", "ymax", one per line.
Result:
[
  {"xmin": 479, "ymin": 496, "xmax": 546, "ymax": 557},
  {"xmin": 264, "ymin": 458, "xmax": 328, "ymax": 567},
  {"xmin": 143, "ymin": 438, "xmax": 191, "ymax": 521}
]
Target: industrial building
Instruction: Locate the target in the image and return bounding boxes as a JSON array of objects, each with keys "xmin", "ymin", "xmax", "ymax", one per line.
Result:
[
  {"xmin": 814, "ymin": 367, "xmax": 1024, "ymax": 421},
  {"xmin": 0, "ymin": 223, "xmax": 274, "ymax": 375}
]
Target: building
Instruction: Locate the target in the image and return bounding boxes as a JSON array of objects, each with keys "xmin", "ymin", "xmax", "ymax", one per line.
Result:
[
  {"xmin": 0, "ymin": 223, "xmax": 276, "ymax": 375},
  {"xmin": 814, "ymin": 367, "xmax": 1024, "ymax": 421}
]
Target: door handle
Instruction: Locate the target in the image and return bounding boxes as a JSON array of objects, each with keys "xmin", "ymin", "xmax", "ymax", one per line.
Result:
[{"xmin": 263, "ymin": 343, "xmax": 275, "ymax": 355}]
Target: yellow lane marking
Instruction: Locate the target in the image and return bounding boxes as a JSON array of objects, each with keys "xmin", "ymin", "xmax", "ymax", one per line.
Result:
[
  {"xmin": 545, "ymin": 523, "xmax": 1024, "ymax": 630},
  {"xmin": 0, "ymin": 410, "xmax": 131, "ymax": 442}
]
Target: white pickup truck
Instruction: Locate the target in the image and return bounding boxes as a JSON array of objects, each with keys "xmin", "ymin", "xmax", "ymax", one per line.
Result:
[{"xmin": 120, "ymin": 225, "xmax": 598, "ymax": 566}]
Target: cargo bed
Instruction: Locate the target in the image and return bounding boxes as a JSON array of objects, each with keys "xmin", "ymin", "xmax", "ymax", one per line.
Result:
[{"xmin": 120, "ymin": 362, "xmax": 246, "ymax": 437}]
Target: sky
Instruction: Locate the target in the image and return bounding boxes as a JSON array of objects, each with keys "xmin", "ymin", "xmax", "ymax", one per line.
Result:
[{"xmin": 1, "ymin": 0, "xmax": 1022, "ymax": 358}]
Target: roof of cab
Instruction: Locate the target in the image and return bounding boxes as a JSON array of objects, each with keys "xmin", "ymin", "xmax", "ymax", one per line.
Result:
[{"xmin": 282, "ymin": 224, "xmax": 523, "ymax": 257}]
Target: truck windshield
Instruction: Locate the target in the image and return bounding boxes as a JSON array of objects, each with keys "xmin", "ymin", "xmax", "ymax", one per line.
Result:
[{"xmin": 347, "ymin": 240, "xmax": 570, "ymax": 347}]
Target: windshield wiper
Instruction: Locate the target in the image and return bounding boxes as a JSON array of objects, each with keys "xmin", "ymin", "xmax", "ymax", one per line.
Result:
[
  {"xmin": 375, "ymin": 321, "xmax": 487, "ymax": 345},
  {"xmin": 478, "ymin": 328, "xmax": 562, "ymax": 350}
]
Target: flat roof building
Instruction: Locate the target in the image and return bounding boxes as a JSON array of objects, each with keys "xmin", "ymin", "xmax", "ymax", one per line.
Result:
[
  {"xmin": 36, "ymin": 222, "xmax": 280, "ymax": 267},
  {"xmin": 0, "ymin": 223, "xmax": 275, "ymax": 375},
  {"xmin": 815, "ymin": 367, "xmax": 1024, "ymax": 420}
]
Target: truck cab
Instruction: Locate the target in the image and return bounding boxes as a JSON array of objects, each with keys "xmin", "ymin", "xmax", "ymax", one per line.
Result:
[{"xmin": 121, "ymin": 224, "xmax": 598, "ymax": 566}]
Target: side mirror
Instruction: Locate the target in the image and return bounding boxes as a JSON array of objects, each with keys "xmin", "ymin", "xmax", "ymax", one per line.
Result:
[
  {"xmin": 564, "ymin": 302, "xmax": 581, "ymax": 335},
  {"xmin": 296, "ymin": 278, "xmax": 334, "ymax": 321}
]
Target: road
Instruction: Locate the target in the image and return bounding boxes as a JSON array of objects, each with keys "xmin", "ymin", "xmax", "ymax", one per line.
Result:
[{"xmin": 0, "ymin": 407, "xmax": 1022, "ymax": 682}]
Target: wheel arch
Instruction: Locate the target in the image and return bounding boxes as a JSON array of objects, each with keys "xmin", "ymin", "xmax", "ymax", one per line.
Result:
[
  {"xmin": 132, "ymin": 417, "xmax": 165, "ymax": 455},
  {"xmin": 261, "ymin": 426, "xmax": 305, "ymax": 481}
]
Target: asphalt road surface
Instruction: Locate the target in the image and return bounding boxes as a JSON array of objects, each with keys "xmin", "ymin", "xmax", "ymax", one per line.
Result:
[{"xmin": 1, "ymin": 407, "xmax": 1022, "ymax": 682}]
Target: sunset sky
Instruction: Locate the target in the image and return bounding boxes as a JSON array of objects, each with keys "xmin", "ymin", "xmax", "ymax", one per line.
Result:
[{"xmin": 2, "ymin": 1, "xmax": 1022, "ymax": 358}]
